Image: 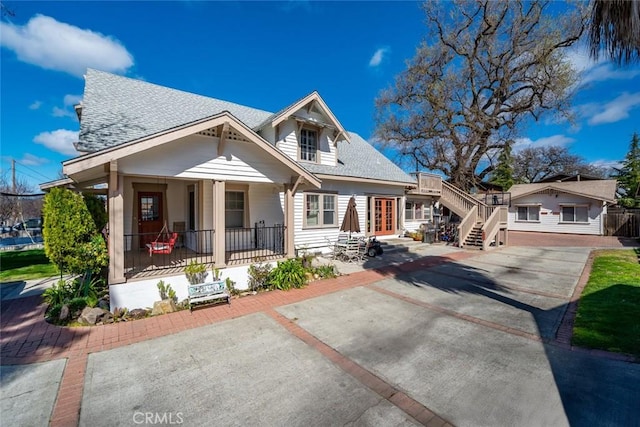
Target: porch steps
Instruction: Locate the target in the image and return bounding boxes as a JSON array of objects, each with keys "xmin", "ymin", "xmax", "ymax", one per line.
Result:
[{"xmin": 462, "ymin": 225, "xmax": 483, "ymax": 249}]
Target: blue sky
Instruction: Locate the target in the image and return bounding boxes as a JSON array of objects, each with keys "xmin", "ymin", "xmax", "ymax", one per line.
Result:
[{"xmin": 1, "ymin": 1, "xmax": 639, "ymax": 190}]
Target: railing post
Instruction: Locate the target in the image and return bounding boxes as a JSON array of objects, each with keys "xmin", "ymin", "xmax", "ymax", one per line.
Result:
[
  {"xmin": 284, "ymin": 184, "xmax": 295, "ymax": 258},
  {"xmin": 212, "ymin": 180, "xmax": 226, "ymax": 266},
  {"xmin": 108, "ymin": 160, "xmax": 125, "ymax": 284}
]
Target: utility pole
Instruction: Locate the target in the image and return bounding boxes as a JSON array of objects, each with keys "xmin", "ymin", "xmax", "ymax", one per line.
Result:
[{"xmin": 12, "ymin": 158, "xmax": 16, "ymax": 192}]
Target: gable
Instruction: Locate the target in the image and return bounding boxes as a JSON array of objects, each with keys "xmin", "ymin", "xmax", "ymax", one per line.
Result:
[
  {"xmin": 508, "ymin": 180, "xmax": 617, "ymax": 203},
  {"xmin": 65, "ymin": 112, "xmax": 321, "ymax": 188}
]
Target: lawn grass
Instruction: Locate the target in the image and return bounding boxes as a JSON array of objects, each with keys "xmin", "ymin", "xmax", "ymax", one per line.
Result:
[
  {"xmin": 0, "ymin": 249, "xmax": 60, "ymax": 282},
  {"xmin": 573, "ymin": 249, "xmax": 640, "ymax": 357}
]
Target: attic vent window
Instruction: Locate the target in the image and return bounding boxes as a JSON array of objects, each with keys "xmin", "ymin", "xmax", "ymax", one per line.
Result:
[{"xmin": 198, "ymin": 128, "xmax": 218, "ymax": 138}]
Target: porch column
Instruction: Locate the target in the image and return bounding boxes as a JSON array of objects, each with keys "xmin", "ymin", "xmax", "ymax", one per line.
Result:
[
  {"xmin": 284, "ymin": 184, "xmax": 295, "ymax": 258},
  {"xmin": 212, "ymin": 180, "xmax": 226, "ymax": 266},
  {"xmin": 108, "ymin": 160, "xmax": 125, "ymax": 284},
  {"xmin": 399, "ymin": 195, "xmax": 406, "ymax": 233}
]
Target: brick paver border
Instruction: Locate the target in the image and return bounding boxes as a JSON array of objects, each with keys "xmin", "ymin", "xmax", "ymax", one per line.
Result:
[
  {"xmin": 267, "ymin": 309, "xmax": 453, "ymax": 426},
  {"xmin": 1, "ymin": 245, "xmax": 637, "ymax": 426}
]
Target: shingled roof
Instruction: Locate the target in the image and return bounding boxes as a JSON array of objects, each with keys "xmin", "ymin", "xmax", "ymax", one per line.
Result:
[
  {"xmin": 508, "ymin": 180, "xmax": 617, "ymax": 203},
  {"xmin": 302, "ymin": 133, "xmax": 415, "ymax": 184},
  {"xmin": 77, "ymin": 69, "xmax": 273, "ymax": 152},
  {"xmin": 75, "ymin": 69, "xmax": 416, "ymax": 186}
]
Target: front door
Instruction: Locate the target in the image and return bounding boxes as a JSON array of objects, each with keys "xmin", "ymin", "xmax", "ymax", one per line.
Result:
[
  {"xmin": 374, "ymin": 198, "xmax": 396, "ymax": 236},
  {"xmin": 138, "ymin": 192, "xmax": 164, "ymax": 248}
]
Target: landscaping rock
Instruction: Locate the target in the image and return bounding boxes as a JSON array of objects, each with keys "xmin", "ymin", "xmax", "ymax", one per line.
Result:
[
  {"xmin": 127, "ymin": 308, "xmax": 148, "ymax": 320},
  {"xmin": 151, "ymin": 299, "xmax": 177, "ymax": 316},
  {"xmin": 79, "ymin": 307, "xmax": 111, "ymax": 326},
  {"xmin": 98, "ymin": 299, "xmax": 110, "ymax": 311},
  {"xmin": 59, "ymin": 305, "xmax": 69, "ymax": 321}
]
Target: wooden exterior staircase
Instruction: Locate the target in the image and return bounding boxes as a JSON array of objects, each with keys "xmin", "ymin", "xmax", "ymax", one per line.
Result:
[{"xmin": 410, "ymin": 173, "xmax": 508, "ymax": 250}]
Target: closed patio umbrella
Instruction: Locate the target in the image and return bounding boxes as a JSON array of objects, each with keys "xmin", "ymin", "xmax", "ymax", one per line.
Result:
[{"xmin": 340, "ymin": 196, "xmax": 361, "ymax": 238}]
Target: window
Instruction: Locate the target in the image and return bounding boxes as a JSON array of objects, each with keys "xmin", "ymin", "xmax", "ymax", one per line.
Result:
[
  {"xmin": 225, "ymin": 191, "xmax": 245, "ymax": 228},
  {"xmin": 304, "ymin": 193, "xmax": 336, "ymax": 228},
  {"xmin": 300, "ymin": 128, "xmax": 317, "ymax": 162},
  {"xmin": 405, "ymin": 201, "xmax": 430, "ymax": 221},
  {"xmin": 516, "ymin": 205, "xmax": 540, "ymax": 222},
  {"xmin": 560, "ymin": 205, "xmax": 588, "ymax": 223}
]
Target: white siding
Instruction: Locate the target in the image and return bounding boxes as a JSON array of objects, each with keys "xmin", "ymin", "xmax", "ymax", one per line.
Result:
[
  {"xmin": 248, "ymin": 183, "xmax": 285, "ymax": 227},
  {"xmin": 275, "ymin": 118, "xmax": 337, "ymax": 166},
  {"xmin": 119, "ymin": 134, "xmax": 291, "ymax": 184},
  {"xmin": 259, "ymin": 126, "xmax": 276, "ymax": 144},
  {"xmin": 276, "ymin": 121, "xmax": 298, "ymax": 160},
  {"xmin": 508, "ymin": 193, "xmax": 604, "ymax": 235},
  {"xmin": 289, "ymin": 180, "xmax": 405, "ymax": 252}
]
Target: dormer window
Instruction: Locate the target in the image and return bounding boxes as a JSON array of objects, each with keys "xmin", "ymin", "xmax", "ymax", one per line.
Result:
[{"xmin": 300, "ymin": 128, "xmax": 317, "ymax": 162}]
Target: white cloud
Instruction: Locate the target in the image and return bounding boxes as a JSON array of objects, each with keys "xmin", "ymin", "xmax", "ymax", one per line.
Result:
[
  {"xmin": 369, "ymin": 47, "xmax": 390, "ymax": 67},
  {"xmin": 19, "ymin": 153, "xmax": 49, "ymax": 166},
  {"xmin": 63, "ymin": 94, "xmax": 82, "ymax": 106},
  {"xmin": 588, "ymin": 92, "xmax": 640, "ymax": 125},
  {"xmin": 52, "ymin": 106, "xmax": 75, "ymax": 118},
  {"xmin": 590, "ymin": 159, "xmax": 621, "ymax": 171},
  {"xmin": 51, "ymin": 94, "xmax": 82, "ymax": 118},
  {"xmin": 29, "ymin": 100, "xmax": 42, "ymax": 110},
  {"xmin": 0, "ymin": 14, "xmax": 134, "ymax": 77},
  {"xmin": 33, "ymin": 129, "xmax": 79, "ymax": 156},
  {"xmin": 565, "ymin": 49, "xmax": 640, "ymax": 86},
  {"xmin": 513, "ymin": 134, "xmax": 575, "ymax": 150}
]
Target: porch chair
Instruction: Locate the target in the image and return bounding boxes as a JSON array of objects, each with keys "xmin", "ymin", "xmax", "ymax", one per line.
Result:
[{"xmin": 146, "ymin": 223, "xmax": 179, "ymax": 256}]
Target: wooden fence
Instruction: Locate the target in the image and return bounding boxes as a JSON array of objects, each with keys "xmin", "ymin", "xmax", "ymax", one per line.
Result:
[{"xmin": 604, "ymin": 210, "xmax": 640, "ymax": 237}]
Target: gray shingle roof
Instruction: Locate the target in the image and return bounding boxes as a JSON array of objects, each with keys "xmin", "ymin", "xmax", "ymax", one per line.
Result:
[
  {"xmin": 78, "ymin": 69, "xmax": 273, "ymax": 152},
  {"xmin": 301, "ymin": 133, "xmax": 416, "ymax": 184},
  {"xmin": 76, "ymin": 70, "xmax": 416, "ymax": 185}
]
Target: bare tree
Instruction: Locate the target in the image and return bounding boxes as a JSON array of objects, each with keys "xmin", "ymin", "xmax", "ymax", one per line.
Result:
[
  {"xmin": 513, "ymin": 145, "xmax": 608, "ymax": 183},
  {"xmin": 0, "ymin": 174, "xmax": 43, "ymax": 227},
  {"xmin": 589, "ymin": 0, "xmax": 640, "ymax": 65},
  {"xmin": 375, "ymin": 0, "xmax": 586, "ymax": 190}
]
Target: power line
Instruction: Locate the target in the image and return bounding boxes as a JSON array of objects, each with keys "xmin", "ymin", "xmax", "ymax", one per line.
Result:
[{"xmin": 15, "ymin": 160, "xmax": 55, "ymax": 181}]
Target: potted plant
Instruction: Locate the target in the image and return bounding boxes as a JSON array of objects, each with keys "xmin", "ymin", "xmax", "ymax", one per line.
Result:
[{"xmin": 185, "ymin": 260, "xmax": 207, "ymax": 285}]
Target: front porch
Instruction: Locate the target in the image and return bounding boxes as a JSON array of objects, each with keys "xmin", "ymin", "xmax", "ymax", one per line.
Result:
[{"xmin": 123, "ymin": 225, "xmax": 287, "ymax": 280}]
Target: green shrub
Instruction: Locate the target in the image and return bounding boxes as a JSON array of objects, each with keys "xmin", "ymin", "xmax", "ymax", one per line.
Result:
[
  {"xmin": 42, "ymin": 280, "xmax": 73, "ymax": 307},
  {"xmin": 46, "ymin": 304, "xmax": 62, "ymax": 322},
  {"xmin": 68, "ymin": 297, "xmax": 88, "ymax": 313},
  {"xmin": 43, "ymin": 188, "xmax": 108, "ymax": 275},
  {"xmin": 83, "ymin": 193, "xmax": 108, "ymax": 232},
  {"xmin": 268, "ymin": 258, "xmax": 307, "ymax": 291},
  {"xmin": 248, "ymin": 262, "xmax": 273, "ymax": 292},
  {"xmin": 157, "ymin": 280, "xmax": 177, "ymax": 303},
  {"xmin": 185, "ymin": 261, "xmax": 207, "ymax": 284},
  {"xmin": 225, "ymin": 277, "xmax": 240, "ymax": 296},
  {"xmin": 314, "ymin": 264, "xmax": 338, "ymax": 279}
]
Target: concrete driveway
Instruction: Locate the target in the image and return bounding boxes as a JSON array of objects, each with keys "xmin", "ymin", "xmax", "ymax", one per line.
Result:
[
  {"xmin": 3, "ymin": 244, "xmax": 639, "ymax": 426},
  {"xmin": 75, "ymin": 246, "xmax": 639, "ymax": 426}
]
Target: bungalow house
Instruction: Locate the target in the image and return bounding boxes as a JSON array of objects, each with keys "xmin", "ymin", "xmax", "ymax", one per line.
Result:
[
  {"xmin": 45, "ymin": 69, "xmax": 423, "ymax": 309},
  {"xmin": 507, "ymin": 180, "xmax": 617, "ymax": 235}
]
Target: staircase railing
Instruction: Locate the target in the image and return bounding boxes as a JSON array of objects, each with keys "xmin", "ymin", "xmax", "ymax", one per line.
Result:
[
  {"xmin": 441, "ymin": 181, "xmax": 479, "ymax": 218},
  {"xmin": 481, "ymin": 206, "xmax": 508, "ymax": 250},
  {"xmin": 457, "ymin": 208, "xmax": 478, "ymax": 249}
]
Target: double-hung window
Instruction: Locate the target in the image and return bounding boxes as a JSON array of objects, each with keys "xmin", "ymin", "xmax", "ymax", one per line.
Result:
[
  {"xmin": 300, "ymin": 128, "xmax": 317, "ymax": 162},
  {"xmin": 405, "ymin": 202, "xmax": 429, "ymax": 221},
  {"xmin": 225, "ymin": 191, "xmax": 245, "ymax": 228},
  {"xmin": 560, "ymin": 205, "xmax": 588, "ymax": 223},
  {"xmin": 304, "ymin": 193, "xmax": 336, "ymax": 228},
  {"xmin": 516, "ymin": 205, "xmax": 540, "ymax": 222}
]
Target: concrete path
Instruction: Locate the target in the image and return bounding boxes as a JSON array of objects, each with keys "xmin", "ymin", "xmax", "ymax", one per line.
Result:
[{"xmin": 1, "ymin": 236, "xmax": 639, "ymax": 426}]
